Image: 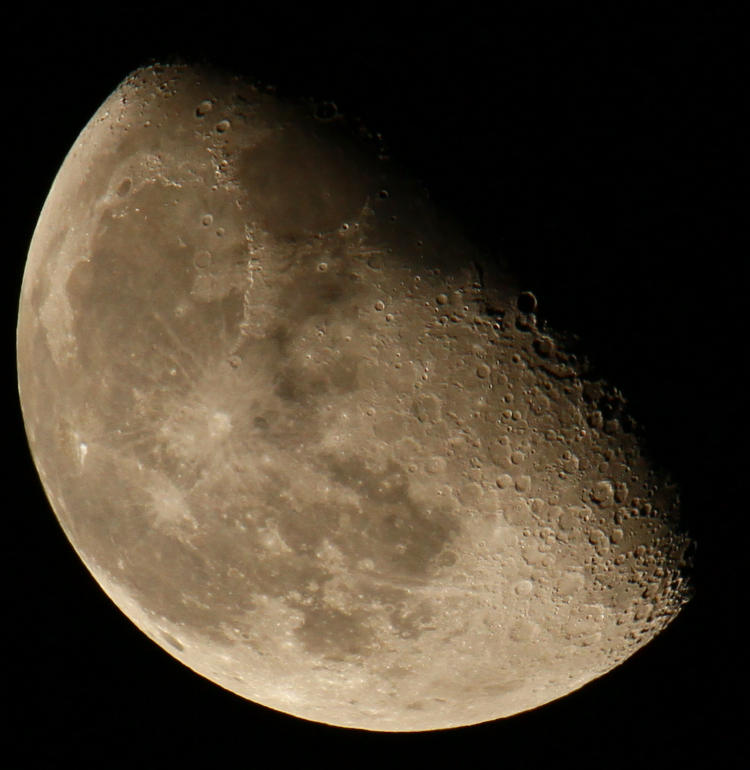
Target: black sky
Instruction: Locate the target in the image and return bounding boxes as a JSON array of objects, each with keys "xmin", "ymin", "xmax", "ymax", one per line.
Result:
[{"xmin": 7, "ymin": 7, "xmax": 742, "ymax": 768}]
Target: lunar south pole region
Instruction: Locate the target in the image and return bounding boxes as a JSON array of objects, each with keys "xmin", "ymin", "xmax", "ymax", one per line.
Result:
[{"xmin": 17, "ymin": 62, "xmax": 692, "ymax": 731}]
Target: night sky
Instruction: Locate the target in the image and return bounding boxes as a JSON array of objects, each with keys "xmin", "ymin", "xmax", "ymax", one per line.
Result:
[{"xmin": 7, "ymin": 8, "xmax": 742, "ymax": 768}]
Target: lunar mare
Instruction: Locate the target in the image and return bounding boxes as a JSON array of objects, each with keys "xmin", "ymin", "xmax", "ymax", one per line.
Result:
[{"xmin": 17, "ymin": 64, "xmax": 691, "ymax": 731}]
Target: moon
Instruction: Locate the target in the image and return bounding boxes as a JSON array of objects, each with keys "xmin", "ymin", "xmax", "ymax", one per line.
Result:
[{"xmin": 16, "ymin": 62, "xmax": 691, "ymax": 731}]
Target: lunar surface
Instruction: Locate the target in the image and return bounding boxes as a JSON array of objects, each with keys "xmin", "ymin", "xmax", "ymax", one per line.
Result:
[{"xmin": 17, "ymin": 63, "xmax": 691, "ymax": 731}]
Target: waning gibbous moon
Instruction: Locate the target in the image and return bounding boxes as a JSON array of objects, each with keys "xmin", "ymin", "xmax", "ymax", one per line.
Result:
[{"xmin": 17, "ymin": 62, "xmax": 692, "ymax": 731}]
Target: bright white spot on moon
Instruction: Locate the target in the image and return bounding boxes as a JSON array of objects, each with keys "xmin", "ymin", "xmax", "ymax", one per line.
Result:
[{"xmin": 209, "ymin": 411, "xmax": 231, "ymax": 438}]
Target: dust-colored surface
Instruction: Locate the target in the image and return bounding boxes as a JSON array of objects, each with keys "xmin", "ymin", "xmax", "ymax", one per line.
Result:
[{"xmin": 17, "ymin": 64, "xmax": 690, "ymax": 731}]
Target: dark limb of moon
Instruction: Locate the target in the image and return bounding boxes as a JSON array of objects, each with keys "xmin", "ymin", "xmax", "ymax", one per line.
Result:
[{"xmin": 17, "ymin": 63, "xmax": 691, "ymax": 731}]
